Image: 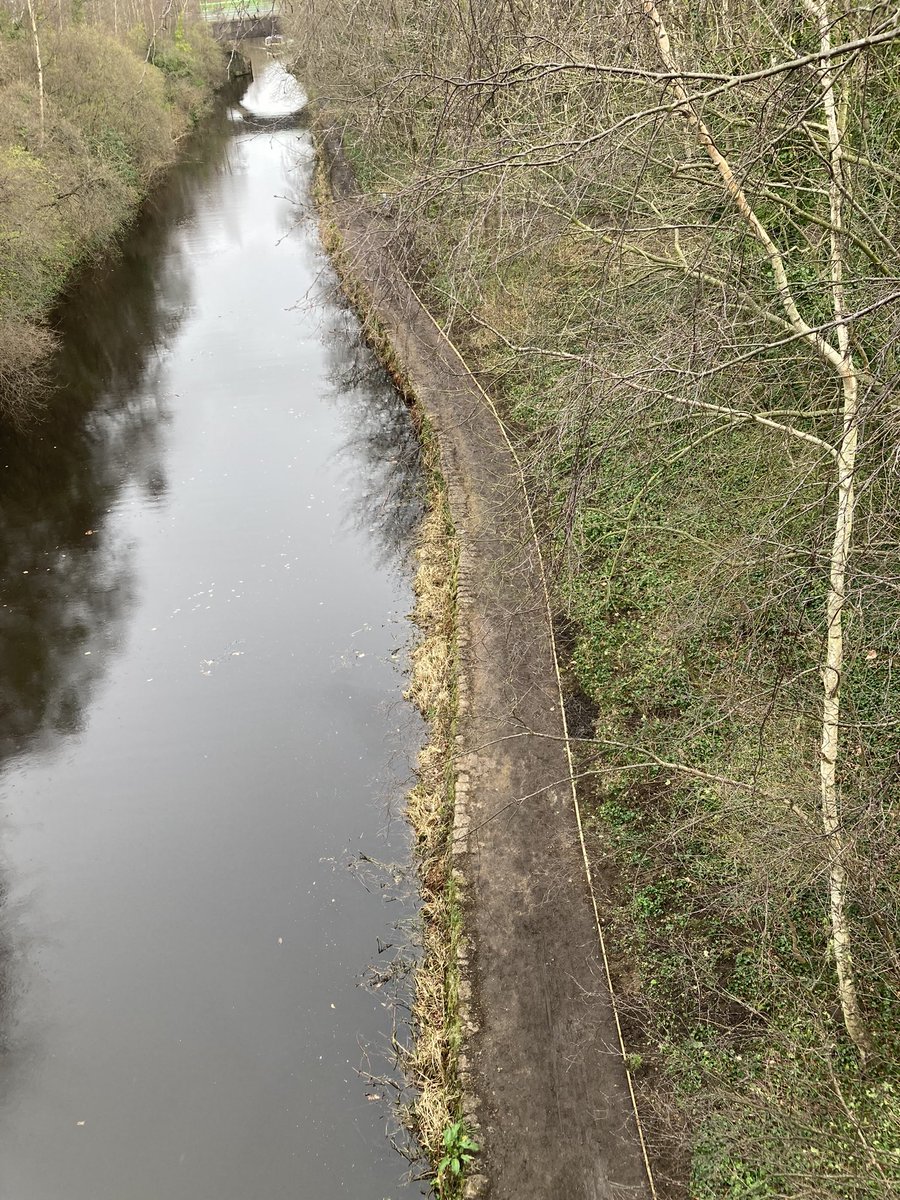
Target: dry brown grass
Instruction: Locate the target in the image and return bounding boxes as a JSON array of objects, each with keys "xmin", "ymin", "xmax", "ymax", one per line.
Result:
[
  {"xmin": 313, "ymin": 146, "xmax": 465, "ymax": 1186},
  {"xmin": 403, "ymin": 476, "xmax": 461, "ymax": 1162}
]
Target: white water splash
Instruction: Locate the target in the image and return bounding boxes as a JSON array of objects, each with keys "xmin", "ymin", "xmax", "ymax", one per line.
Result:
[{"xmin": 241, "ymin": 59, "xmax": 306, "ymax": 119}]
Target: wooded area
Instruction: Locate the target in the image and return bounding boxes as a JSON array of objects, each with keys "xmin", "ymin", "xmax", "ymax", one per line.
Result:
[
  {"xmin": 290, "ymin": 2, "xmax": 900, "ymax": 1195},
  {"xmin": 0, "ymin": 0, "xmax": 221, "ymax": 416}
]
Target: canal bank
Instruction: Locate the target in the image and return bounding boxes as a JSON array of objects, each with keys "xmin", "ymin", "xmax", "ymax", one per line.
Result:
[
  {"xmin": 0, "ymin": 52, "xmax": 426, "ymax": 1200},
  {"xmin": 314, "ymin": 128, "xmax": 656, "ymax": 1200},
  {"xmin": 0, "ymin": 17, "xmax": 223, "ymax": 420}
]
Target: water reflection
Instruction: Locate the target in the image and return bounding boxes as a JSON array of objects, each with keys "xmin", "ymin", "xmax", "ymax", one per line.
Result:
[
  {"xmin": 281, "ymin": 172, "xmax": 424, "ymax": 567},
  {"xmin": 0, "ymin": 59, "xmax": 423, "ymax": 1200},
  {"xmin": 327, "ymin": 322, "xmax": 424, "ymax": 567},
  {"xmin": 0, "ymin": 110, "xmax": 239, "ymax": 765},
  {"xmin": 0, "ymin": 92, "xmax": 243, "ymax": 1100}
]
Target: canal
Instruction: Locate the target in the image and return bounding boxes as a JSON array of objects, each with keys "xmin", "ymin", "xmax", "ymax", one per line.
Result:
[{"xmin": 0, "ymin": 50, "xmax": 424, "ymax": 1200}]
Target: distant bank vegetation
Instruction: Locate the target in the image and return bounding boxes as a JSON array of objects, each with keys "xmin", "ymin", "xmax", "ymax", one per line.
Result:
[
  {"xmin": 0, "ymin": 0, "xmax": 223, "ymax": 418},
  {"xmin": 290, "ymin": 2, "xmax": 900, "ymax": 1196}
]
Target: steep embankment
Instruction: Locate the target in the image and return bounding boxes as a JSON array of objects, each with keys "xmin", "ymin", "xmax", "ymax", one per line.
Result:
[
  {"xmin": 317, "ymin": 130, "xmax": 654, "ymax": 1200},
  {"xmin": 290, "ymin": 4, "xmax": 900, "ymax": 1197},
  {"xmin": 0, "ymin": 15, "xmax": 222, "ymax": 418}
]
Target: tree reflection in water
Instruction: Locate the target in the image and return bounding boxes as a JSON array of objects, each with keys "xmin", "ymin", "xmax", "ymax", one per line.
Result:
[
  {"xmin": 0, "ymin": 95, "xmax": 238, "ymax": 763},
  {"xmin": 314, "ymin": 278, "xmax": 425, "ymax": 569},
  {"xmin": 0, "ymin": 95, "xmax": 240, "ymax": 1040}
]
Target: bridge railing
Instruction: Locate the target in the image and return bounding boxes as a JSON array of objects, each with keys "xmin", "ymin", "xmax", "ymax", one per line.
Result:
[{"xmin": 200, "ymin": 0, "xmax": 281, "ymax": 24}]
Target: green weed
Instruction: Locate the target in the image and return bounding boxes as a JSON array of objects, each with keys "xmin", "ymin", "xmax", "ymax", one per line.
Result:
[{"xmin": 437, "ymin": 1122, "xmax": 479, "ymax": 1192}]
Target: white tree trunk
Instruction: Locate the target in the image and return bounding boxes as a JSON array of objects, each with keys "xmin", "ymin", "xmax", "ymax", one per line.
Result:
[
  {"xmin": 644, "ymin": 0, "xmax": 873, "ymax": 1059},
  {"xmin": 25, "ymin": 0, "xmax": 45, "ymax": 150},
  {"xmin": 820, "ymin": 378, "xmax": 871, "ymax": 1059},
  {"xmin": 809, "ymin": 0, "xmax": 873, "ymax": 1060}
]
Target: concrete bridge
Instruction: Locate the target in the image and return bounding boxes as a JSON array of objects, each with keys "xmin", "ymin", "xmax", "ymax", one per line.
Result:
[{"xmin": 201, "ymin": 0, "xmax": 283, "ymax": 40}]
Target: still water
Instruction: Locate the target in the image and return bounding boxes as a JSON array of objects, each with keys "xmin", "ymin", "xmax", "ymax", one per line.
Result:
[{"xmin": 0, "ymin": 52, "xmax": 423, "ymax": 1200}]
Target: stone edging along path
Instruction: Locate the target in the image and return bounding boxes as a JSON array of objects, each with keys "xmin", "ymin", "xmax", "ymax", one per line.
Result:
[{"xmin": 316, "ymin": 128, "xmax": 656, "ymax": 1200}]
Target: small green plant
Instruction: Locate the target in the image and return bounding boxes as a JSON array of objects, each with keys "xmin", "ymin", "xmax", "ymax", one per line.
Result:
[{"xmin": 437, "ymin": 1121, "xmax": 479, "ymax": 1191}]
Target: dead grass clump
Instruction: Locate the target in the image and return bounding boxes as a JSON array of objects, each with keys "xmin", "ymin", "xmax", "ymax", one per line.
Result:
[{"xmin": 403, "ymin": 469, "xmax": 463, "ymax": 1166}]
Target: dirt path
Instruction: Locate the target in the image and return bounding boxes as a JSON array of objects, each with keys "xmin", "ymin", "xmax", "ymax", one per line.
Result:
[{"xmin": 319, "ymin": 134, "xmax": 653, "ymax": 1200}]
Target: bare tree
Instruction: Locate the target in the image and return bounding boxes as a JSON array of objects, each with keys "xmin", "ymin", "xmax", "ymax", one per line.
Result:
[
  {"xmin": 290, "ymin": 0, "xmax": 900, "ymax": 1187},
  {"xmin": 641, "ymin": 0, "xmax": 873, "ymax": 1059}
]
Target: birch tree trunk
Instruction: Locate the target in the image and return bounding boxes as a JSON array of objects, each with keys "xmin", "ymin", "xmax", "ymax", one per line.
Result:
[
  {"xmin": 808, "ymin": 0, "xmax": 873, "ymax": 1060},
  {"xmin": 642, "ymin": 0, "xmax": 873, "ymax": 1059},
  {"xmin": 25, "ymin": 0, "xmax": 45, "ymax": 149}
]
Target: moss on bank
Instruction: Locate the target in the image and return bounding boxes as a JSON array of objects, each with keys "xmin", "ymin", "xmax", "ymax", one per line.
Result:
[{"xmin": 0, "ymin": 13, "xmax": 223, "ymax": 418}]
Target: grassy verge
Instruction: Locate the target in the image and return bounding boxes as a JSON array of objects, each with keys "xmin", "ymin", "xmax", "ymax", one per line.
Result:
[
  {"xmin": 313, "ymin": 148, "xmax": 469, "ymax": 1198},
  {"xmin": 0, "ymin": 13, "xmax": 224, "ymax": 418}
]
